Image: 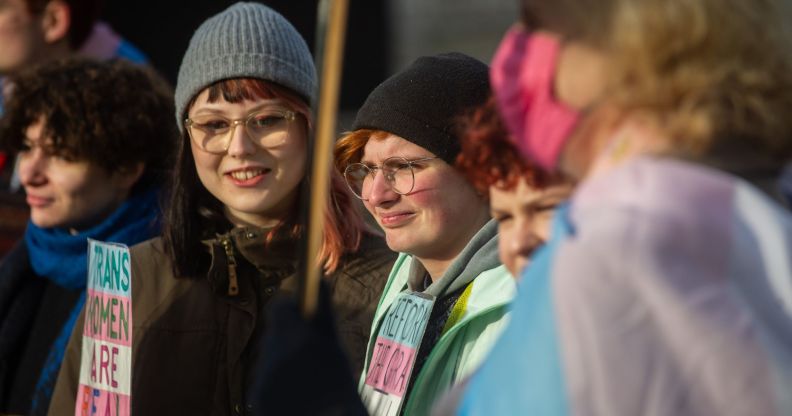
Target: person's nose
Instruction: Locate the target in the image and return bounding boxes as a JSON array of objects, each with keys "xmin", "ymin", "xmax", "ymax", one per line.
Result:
[
  {"xmin": 17, "ymin": 149, "xmax": 48, "ymax": 188},
  {"xmin": 225, "ymin": 121, "xmax": 257, "ymax": 157},
  {"xmin": 366, "ymin": 170, "xmax": 399, "ymax": 207}
]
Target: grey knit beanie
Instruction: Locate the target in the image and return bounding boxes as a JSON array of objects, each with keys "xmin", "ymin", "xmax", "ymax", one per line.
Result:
[{"xmin": 174, "ymin": 2, "xmax": 317, "ymax": 130}]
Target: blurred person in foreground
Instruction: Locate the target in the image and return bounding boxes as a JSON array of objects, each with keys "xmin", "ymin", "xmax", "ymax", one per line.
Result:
[
  {"xmin": 0, "ymin": 58, "xmax": 174, "ymax": 415},
  {"xmin": 455, "ymin": 0, "xmax": 792, "ymax": 414}
]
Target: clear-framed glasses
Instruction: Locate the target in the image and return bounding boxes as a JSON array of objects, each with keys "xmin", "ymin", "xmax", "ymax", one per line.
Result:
[
  {"xmin": 184, "ymin": 109, "xmax": 297, "ymax": 154},
  {"xmin": 344, "ymin": 156, "xmax": 439, "ymax": 201}
]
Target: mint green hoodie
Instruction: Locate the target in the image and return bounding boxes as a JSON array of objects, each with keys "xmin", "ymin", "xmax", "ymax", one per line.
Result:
[{"xmin": 359, "ymin": 220, "xmax": 515, "ymax": 415}]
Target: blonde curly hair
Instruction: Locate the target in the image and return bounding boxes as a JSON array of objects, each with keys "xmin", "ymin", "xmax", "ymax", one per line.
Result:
[{"xmin": 524, "ymin": 0, "xmax": 792, "ymax": 165}]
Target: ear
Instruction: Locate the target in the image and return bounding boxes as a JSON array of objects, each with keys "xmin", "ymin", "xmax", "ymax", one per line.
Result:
[
  {"xmin": 114, "ymin": 162, "xmax": 146, "ymax": 192},
  {"xmin": 40, "ymin": 0, "xmax": 71, "ymax": 44}
]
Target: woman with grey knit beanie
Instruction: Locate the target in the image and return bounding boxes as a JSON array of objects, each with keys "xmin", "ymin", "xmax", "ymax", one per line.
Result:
[{"xmin": 48, "ymin": 3, "xmax": 394, "ymax": 414}]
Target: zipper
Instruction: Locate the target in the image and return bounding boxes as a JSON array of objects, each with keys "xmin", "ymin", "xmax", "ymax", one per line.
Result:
[{"xmin": 221, "ymin": 237, "xmax": 240, "ymax": 296}]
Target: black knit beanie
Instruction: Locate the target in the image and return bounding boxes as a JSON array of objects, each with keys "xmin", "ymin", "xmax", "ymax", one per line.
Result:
[{"xmin": 352, "ymin": 52, "xmax": 490, "ymax": 164}]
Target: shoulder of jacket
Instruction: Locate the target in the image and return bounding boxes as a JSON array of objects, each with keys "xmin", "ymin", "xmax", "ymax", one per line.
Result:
[
  {"xmin": 129, "ymin": 237, "xmax": 171, "ymax": 278},
  {"xmin": 0, "ymin": 239, "xmax": 32, "ymax": 281},
  {"xmin": 459, "ymin": 265, "xmax": 515, "ymax": 318},
  {"xmin": 129, "ymin": 236, "xmax": 165, "ymax": 256},
  {"xmin": 129, "ymin": 237, "xmax": 202, "ymax": 320},
  {"xmin": 338, "ymin": 233, "xmax": 397, "ymax": 278}
]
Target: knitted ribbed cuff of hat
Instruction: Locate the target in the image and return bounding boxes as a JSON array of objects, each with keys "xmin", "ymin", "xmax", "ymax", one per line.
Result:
[
  {"xmin": 353, "ymin": 100, "xmax": 459, "ymax": 164},
  {"xmin": 352, "ymin": 52, "xmax": 490, "ymax": 165}
]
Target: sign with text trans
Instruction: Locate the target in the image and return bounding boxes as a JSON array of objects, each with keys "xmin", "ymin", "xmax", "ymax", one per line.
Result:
[{"xmin": 75, "ymin": 239, "xmax": 132, "ymax": 416}]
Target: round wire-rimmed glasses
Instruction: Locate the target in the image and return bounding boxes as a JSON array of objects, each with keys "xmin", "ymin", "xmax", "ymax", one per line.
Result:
[
  {"xmin": 184, "ymin": 109, "xmax": 296, "ymax": 154},
  {"xmin": 343, "ymin": 156, "xmax": 439, "ymax": 201}
]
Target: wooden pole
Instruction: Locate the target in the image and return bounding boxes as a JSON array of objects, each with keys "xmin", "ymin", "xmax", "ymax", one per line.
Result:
[{"xmin": 299, "ymin": 0, "xmax": 349, "ymax": 318}]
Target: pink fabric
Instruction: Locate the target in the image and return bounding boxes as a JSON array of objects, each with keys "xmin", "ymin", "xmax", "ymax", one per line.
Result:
[
  {"xmin": 78, "ymin": 22, "xmax": 122, "ymax": 60},
  {"xmin": 553, "ymin": 157, "xmax": 785, "ymax": 415},
  {"xmin": 490, "ymin": 29, "xmax": 580, "ymax": 172}
]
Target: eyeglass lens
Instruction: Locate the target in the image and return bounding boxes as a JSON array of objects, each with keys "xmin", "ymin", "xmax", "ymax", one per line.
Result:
[
  {"xmin": 187, "ymin": 110, "xmax": 294, "ymax": 153},
  {"xmin": 344, "ymin": 157, "xmax": 416, "ymax": 200}
]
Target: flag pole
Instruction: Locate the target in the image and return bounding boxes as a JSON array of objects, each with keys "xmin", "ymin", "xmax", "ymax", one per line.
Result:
[{"xmin": 299, "ymin": 0, "xmax": 349, "ymax": 318}]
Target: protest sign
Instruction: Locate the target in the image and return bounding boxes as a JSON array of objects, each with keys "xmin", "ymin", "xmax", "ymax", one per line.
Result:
[
  {"xmin": 360, "ymin": 291, "xmax": 435, "ymax": 416},
  {"xmin": 75, "ymin": 239, "xmax": 132, "ymax": 416}
]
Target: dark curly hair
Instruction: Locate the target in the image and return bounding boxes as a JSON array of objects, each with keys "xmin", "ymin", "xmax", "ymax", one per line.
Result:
[
  {"xmin": 455, "ymin": 97, "xmax": 558, "ymax": 197},
  {"xmin": 0, "ymin": 58, "xmax": 176, "ymax": 191},
  {"xmin": 25, "ymin": 0, "xmax": 101, "ymax": 49}
]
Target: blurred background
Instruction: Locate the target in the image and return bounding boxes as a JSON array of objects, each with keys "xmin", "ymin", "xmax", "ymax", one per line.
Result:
[
  {"xmin": 0, "ymin": 0, "xmax": 519, "ymax": 254},
  {"xmin": 2, "ymin": 0, "xmax": 791, "ymax": 255},
  {"xmin": 103, "ymin": 0, "xmax": 518, "ymax": 126}
]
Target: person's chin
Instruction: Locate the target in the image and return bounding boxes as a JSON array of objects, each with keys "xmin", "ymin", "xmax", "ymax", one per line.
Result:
[
  {"xmin": 383, "ymin": 231, "xmax": 414, "ymax": 253},
  {"xmin": 225, "ymin": 199, "xmax": 287, "ymax": 225},
  {"xmin": 385, "ymin": 230, "xmax": 433, "ymax": 256},
  {"xmin": 223, "ymin": 191, "xmax": 272, "ymax": 211},
  {"xmin": 511, "ymin": 259, "xmax": 529, "ymax": 279},
  {"xmin": 30, "ymin": 213, "xmax": 62, "ymax": 229}
]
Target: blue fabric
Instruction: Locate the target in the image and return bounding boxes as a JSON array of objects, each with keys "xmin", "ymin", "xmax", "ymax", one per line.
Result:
[
  {"xmin": 24, "ymin": 187, "xmax": 161, "ymax": 289},
  {"xmin": 779, "ymin": 163, "xmax": 792, "ymax": 207},
  {"xmin": 116, "ymin": 40, "xmax": 149, "ymax": 65},
  {"xmin": 458, "ymin": 203, "xmax": 573, "ymax": 415},
  {"xmin": 24, "ymin": 187, "xmax": 162, "ymax": 412}
]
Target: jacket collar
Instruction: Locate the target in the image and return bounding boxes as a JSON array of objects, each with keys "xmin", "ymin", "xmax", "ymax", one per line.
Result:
[{"xmin": 202, "ymin": 226, "xmax": 298, "ymax": 297}]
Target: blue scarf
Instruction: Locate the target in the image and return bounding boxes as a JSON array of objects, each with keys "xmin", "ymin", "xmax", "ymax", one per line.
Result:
[{"xmin": 24, "ymin": 187, "xmax": 162, "ymax": 413}]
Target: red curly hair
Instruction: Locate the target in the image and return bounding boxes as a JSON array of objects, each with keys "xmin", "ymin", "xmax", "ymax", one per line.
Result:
[{"xmin": 455, "ymin": 97, "xmax": 557, "ymax": 197}]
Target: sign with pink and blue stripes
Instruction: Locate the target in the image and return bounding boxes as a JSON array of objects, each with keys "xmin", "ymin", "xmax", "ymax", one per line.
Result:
[
  {"xmin": 75, "ymin": 240, "xmax": 132, "ymax": 416},
  {"xmin": 361, "ymin": 291, "xmax": 435, "ymax": 416}
]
